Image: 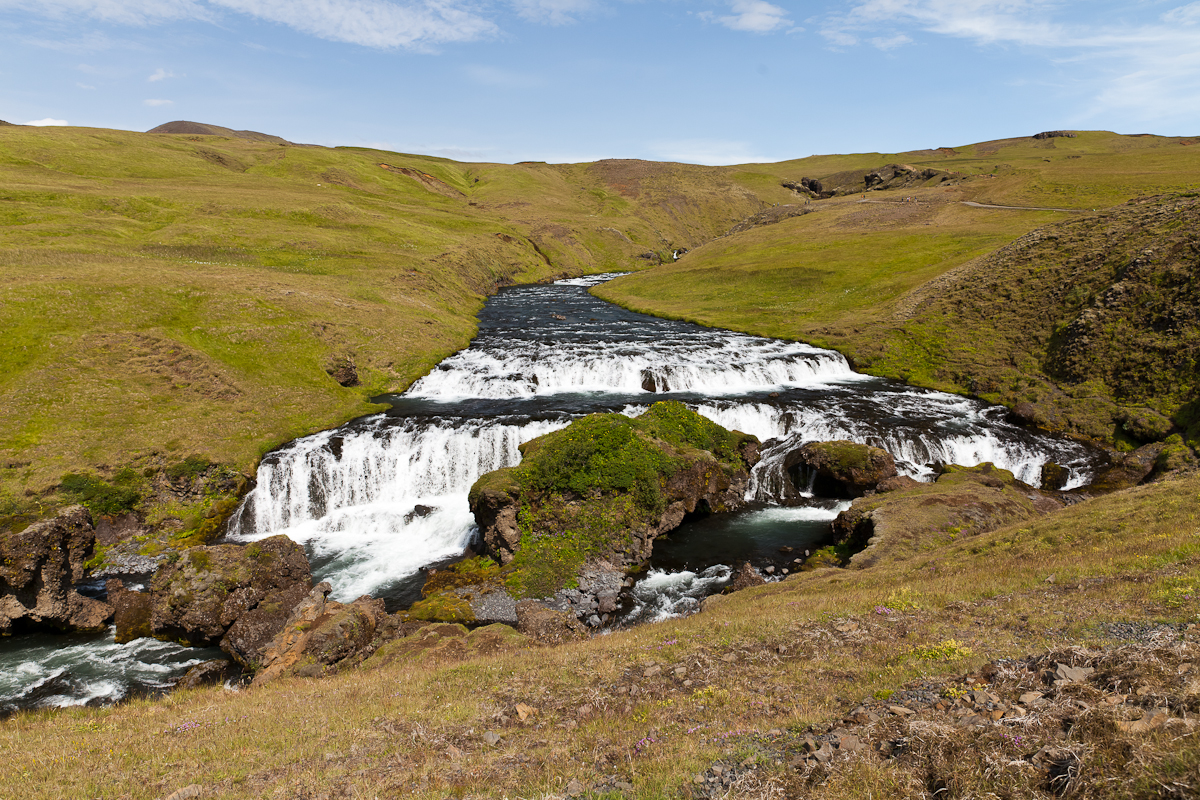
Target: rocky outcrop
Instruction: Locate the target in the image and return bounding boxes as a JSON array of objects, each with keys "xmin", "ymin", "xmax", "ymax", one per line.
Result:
[
  {"xmin": 514, "ymin": 600, "xmax": 588, "ymax": 645},
  {"xmin": 0, "ymin": 506, "xmax": 112, "ymax": 634},
  {"xmin": 251, "ymin": 582, "xmax": 410, "ymax": 685},
  {"xmin": 1089, "ymin": 443, "xmax": 1164, "ymax": 493},
  {"xmin": 469, "ymin": 402, "xmax": 759, "ymax": 593},
  {"xmin": 832, "ymin": 463, "xmax": 1066, "ymax": 569},
  {"xmin": 784, "ymin": 440, "xmax": 898, "ymax": 498},
  {"xmin": 107, "ymin": 579, "xmax": 153, "ymax": 644},
  {"xmin": 174, "ymin": 659, "xmax": 238, "ymax": 691},
  {"xmin": 1033, "ymin": 131, "xmax": 1077, "ymax": 139},
  {"xmin": 726, "ymin": 562, "xmax": 766, "ymax": 592},
  {"xmin": 148, "ymin": 535, "xmax": 311, "ymax": 668}
]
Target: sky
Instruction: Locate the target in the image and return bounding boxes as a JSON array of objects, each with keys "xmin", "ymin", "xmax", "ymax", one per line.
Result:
[{"xmin": 2, "ymin": 0, "xmax": 1200, "ymax": 164}]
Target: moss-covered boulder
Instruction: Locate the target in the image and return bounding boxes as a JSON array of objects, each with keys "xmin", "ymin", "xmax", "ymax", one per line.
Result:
[
  {"xmin": 0, "ymin": 505, "xmax": 112, "ymax": 634},
  {"xmin": 467, "ymin": 401, "xmax": 759, "ymax": 599},
  {"xmin": 784, "ymin": 440, "xmax": 898, "ymax": 498},
  {"xmin": 148, "ymin": 534, "xmax": 311, "ymax": 665},
  {"xmin": 832, "ymin": 463, "xmax": 1066, "ymax": 569}
]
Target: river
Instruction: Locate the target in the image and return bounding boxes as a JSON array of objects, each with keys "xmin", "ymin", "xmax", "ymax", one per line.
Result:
[{"xmin": 0, "ymin": 274, "xmax": 1098, "ymax": 715}]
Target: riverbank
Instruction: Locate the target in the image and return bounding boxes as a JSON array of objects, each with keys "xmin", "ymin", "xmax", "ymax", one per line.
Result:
[{"xmin": 4, "ymin": 469, "xmax": 1197, "ymax": 798}]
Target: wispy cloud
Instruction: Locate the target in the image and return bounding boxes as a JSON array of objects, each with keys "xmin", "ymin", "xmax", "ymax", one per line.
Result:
[
  {"xmin": 3, "ymin": 0, "xmax": 498, "ymax": 50},
  {"xmin": 209, "ymin": 0, "xmax": 497, "ymax": 49},
  {"xmin": 820, "ymin": 1, "xmax": 1200, "ymax": 122},
  {"xmin": 650, "ymin": 138, "xmax": 774, "ymax": 166},
  {"xmin": 703, "ymin": 0, "xmax": 793, "ymax": 34},
  {"xmin": 0, "ymin": 0, "xmax": 211, "ymax": 26},
  {"xmin": 25, "ymin": 118, "xmax": 69, "ymax": 125},
  {"xmin": 149, "ymin": 67, "xmax": 179, "ymax": 81},
  {"xmin": 509, "ymin": 0, "xmax": 594, "ymax": 26},
  {"xmin": 144, "ymin": 98, "xmax": 174, "ymax": 106}
]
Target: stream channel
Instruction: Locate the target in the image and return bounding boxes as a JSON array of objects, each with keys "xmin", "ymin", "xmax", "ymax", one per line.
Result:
[{"xmin": 1, "ymin": 274, "xmax": 1100, "ymax": 715}]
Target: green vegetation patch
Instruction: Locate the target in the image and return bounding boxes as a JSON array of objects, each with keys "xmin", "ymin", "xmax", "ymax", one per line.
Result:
[{"xmin": 59, "ymin": 469, "xmax": 144, "ymax": 517}]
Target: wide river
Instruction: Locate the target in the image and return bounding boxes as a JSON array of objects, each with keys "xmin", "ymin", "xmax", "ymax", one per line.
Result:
[{"xmin": 1, "ymin": 274, "xmax": 1098, "ymax": 715}]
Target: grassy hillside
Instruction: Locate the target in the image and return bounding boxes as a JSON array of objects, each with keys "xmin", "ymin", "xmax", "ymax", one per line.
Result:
[
  {"xmin": 0, "ymin": 126, "xmax": 772, "ymax": 529},
  {"xmin": 4, "ymin": 471, "xmax": 1197, "ymax": 798},
  {"xmin": 596, "ymin": 131, "xmax": 1200, "ymax": 450}
]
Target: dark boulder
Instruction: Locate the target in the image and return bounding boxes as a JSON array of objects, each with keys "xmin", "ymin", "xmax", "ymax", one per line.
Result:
[
  {"xmin": 174, "ymin": 659, "xmax": 237, "ymax": 691},
  {"xmin": 784, "ymin": 440, "xmax": 898, "ymax": 498},
  {"xmin": 726, "ymin": 562, "xmax": 766, "ymax": 592},
  {"xmin": 0, "ymin": 506, "xmax": 112, "ymax": 634},
  {"xmin": 1033, "ymin": 131, "xmax": 1077, "ymax": 140},
  {"xmin": 1089, "ymin": 443, "xmax": 1164, "ymax": 492},
  {"xmin": 107, "ymin": 579, "xmax": 153, "ymax": 644},
  {"xmin": 149, "ymin": 535, "xmax": 311, "ymax": 668}
]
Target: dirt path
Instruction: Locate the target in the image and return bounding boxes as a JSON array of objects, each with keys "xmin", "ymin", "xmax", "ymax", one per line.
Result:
[{"xmin": 960, "ymin": 200, "xmax": 1085, "ymax": 212}]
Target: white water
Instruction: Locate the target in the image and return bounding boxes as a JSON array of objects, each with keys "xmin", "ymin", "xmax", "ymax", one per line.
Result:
[
  {"xmin": 0, "ymin": 628, "xmax": 217, "ymax": 716},
  {"xmin": 228, "ymin": 275, "xmax": 1099, "ymax": 605}
]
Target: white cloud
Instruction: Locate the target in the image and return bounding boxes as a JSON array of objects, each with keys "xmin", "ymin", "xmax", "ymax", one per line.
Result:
[
  {"xmin": 509, "ymin": 0, "xmax": 593, "ymax": 26},
  {"xmin": 209, "ymin": 0, "xmax": 497, "ymax": 49},
  {"xmin": 463, "ymin": 64, "xmax": 545, "ymax": 88},
  {"xmin": 144, "ymin": 98, "xmax": 174, "ymax": 106},
  {"xmin": 870, "ymin": 33, "xmax": 911, "ymax": 50},
  {"xmin": 713, "ymin": 0, "xmax": 792, "ymax": 33},
  {"xmin": 0, "ymin": 0, "xmax": 210, "ymax": 26},
  {"xmin": 4, "ymin": 0, "xmax": 497, "ymax": 50},
  {"xmin": 25, "ymin": 118, "xmax": 69, "ymax": 125},
  {"xmin": 149, "ymin": 67, "xmax": 178, "ymax": 81},
  {"xmin": 821, "ymin": 1, "xmax": 1200, "ymax": 123},
  {"xmin": 77, "ymin": 82, "xmax": 96, "ymax": 89}
]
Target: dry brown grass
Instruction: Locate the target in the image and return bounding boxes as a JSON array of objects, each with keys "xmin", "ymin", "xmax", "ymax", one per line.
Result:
[{"xmin": 2, "ymin": 475, "xmax": 1197, "ymax": 798}]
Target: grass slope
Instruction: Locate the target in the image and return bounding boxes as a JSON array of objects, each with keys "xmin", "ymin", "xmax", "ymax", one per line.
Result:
[
  {"xmin": 0, "ymin": 126, "xmax": 772, "ymax": 526},
  {"xmin": 3, "ymin": 472, "xmax": 1197, "ymax": 798},
  {"xmin": 596, "ymin": 131, "xmax": 1200, "ymax": 449}
]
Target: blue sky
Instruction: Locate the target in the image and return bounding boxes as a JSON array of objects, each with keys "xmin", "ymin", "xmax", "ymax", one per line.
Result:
[{"xmin": 3, "ymin": 1, "xmax": 1200, "ymax": 164}]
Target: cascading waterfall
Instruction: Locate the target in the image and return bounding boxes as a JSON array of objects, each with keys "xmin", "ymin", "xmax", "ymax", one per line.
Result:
[
  {"xmin": 3, "ymin": 272, "xmax": 1107, "ymax": 715},
  {"xmin": 228, "ymin": 273, "xmax": 1098, "ymax": 605}
]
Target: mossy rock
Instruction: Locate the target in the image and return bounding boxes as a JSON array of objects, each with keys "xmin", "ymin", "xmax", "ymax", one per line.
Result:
[{"xmin": 407, "ymin": 593, "xmax": 476, "ymax": 624}]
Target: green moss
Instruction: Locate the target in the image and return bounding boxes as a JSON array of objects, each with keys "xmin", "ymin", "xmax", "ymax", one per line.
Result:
[
  {"xmin": 187, "ymin": 549, "xmax": 212, "ymax": 572},
  {"xmin": 59, "ymin": 471, "xmax": 143, "ymax": 517},
  {"xmin": 164, "ymin": 455, "xmax": 214, "ymax": 482},
  {"xmin": 422, "ymin": 556, "xmax": 502, "ymax": 597},
  {"xmin": 407, "ymin": 594, "xmax": 476, "ymax": 624}
]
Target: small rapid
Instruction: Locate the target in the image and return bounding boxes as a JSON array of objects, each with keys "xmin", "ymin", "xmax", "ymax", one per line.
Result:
[
  {"xmin": 8, "ymin": 272, "xmax": 1104, "ymax": 715},
  {"xmin": 229, "ymin": 273, "xmax": 1097, "ymax": 605}
]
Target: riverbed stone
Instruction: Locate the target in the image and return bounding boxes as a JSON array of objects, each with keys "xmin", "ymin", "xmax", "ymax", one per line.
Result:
[
  {"xmin": 107, "ymin": 579, "xmax": 153, "ymax": 643},
  {"xmin": 0, "ymin": 505, "xmax": 112, "ymax": 634},
  {"xmin": 149, "ymin": 534, "xmax": 311, "ymax": 657}
]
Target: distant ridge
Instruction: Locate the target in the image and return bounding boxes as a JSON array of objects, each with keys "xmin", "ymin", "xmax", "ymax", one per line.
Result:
[
  {"xmin": 0, "ymin": 120, "xmax": 14, "ymax": 126},
  {"xmin": 147, "ymin": 120, "xmax": 294, "ymax": 145}
]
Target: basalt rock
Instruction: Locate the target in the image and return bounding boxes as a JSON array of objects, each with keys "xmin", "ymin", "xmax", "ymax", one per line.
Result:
[
  {"xmin": 514, "ymin": 600, "xmax": 589, "ymax": 645},
  {"xmin": 469, "ymin": 403, "xmax": 759, "ymax": 597},
  {"xmin": 1089, "ymin": 443, "xmax": 1164, "ymax": 493},
  {"xmin": 148, "ymin": 535, "xmax": 311, "ymax": 667},
  {"xmin": 726, "ymin": 562, "xmax": 766, "ymax": 592},
  {"xmin": 174, "ymin": 659, "xmax": 238, "ymax": 691},
  {"xmin": 784, "ymin": 440, "xmax": 898, "ymax": 498},
  {"xmin": 0, "ymin": 505, "xmax": 112, "ymax": 635},
  {"xmin": 252, "ymin": 582, "xmax": 408, "ymax": 685},
  {"xmin": 107, "ymin": 579, "xmax": 153, "ymax": 644}
]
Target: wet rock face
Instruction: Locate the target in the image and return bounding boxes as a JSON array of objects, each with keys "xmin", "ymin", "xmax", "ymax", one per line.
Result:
[
  {"xmin": 148, "ymin": 534, "xmax": 311, "ymax": 666},
  {"xmin": 0, "ymin": 505, "xmax": 112, "ymax": 634},
  {"xmin": 785, "ymin": 440, "xmax": 898, "ymax": 498},
  {"xmin": 107, "ymin": 579, "xmax": 153, "ymax": 644}
]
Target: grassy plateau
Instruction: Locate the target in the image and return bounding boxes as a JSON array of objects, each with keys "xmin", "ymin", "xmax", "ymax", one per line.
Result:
[{"xmin": 1, "ymin": 123, "xmax": 1198, "ymax": 798}]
